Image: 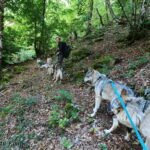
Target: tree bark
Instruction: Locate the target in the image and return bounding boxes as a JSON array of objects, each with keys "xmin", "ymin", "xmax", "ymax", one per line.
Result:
[
  {"xmin": 73, "ymin": 31, "xmax": 78, "ymax": 40},
  {"xmin": 96, "ymin": 8, "xmax": 104, "ymax": 26},
  {"xmin": 117, "ymin": 0, "xmax": 133, "ymax": 28},
  {"xmin": 87, "ymin": 0, "xmax": 94, "ymax": 34},
  {"xmin": 105, "ymin": 0, "xmax": 109, "ymax": 23},
  {"xmin": 0, "ymin": 0, "xmax": 4, "ymax": 78},
  {"xmin": 39, "ymin": 0, "xmax": 46, "ymax": 56},
  {"xmin": 139, "ymin": 0, "xmax": 150, "ymax": 27},
  {"xmin": 105, "ymin": 0, "xmax": 119, "ymax": 22}
]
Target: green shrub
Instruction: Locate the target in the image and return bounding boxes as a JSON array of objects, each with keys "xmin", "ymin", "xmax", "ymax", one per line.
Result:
[
  {"xmin": 70, "ymin": 45, "xmax": 91, "ymax": 62},
  {"xmin": 93, "ymin": 55, "xmax": 115, "ymax": 69},
  {"xmin": 13, "ymin": 66, "xmax": 28, "ymax": 74},
  {"xmin": 72, "ymin": 71, "xmax": 85, "ymax": 82},
  {"xmin": 99, "ymin": 143, "xmax": 108, "ymax": 150},
  {"xmin": 49, "ymin": 90, "xmax": 80, "ymax": 129},
  {"xmin": 60, "ymin": 137, "xmax": 73, "ymax": 149}
]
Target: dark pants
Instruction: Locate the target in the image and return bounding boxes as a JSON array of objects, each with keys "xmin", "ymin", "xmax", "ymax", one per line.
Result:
[{"xmin": 57, "ymin": 54, "xmax": 64, "ymax": 67}]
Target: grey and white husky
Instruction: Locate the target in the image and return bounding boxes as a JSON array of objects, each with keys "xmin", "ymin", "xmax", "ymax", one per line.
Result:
[
  {"xmin": 84, "ymin": 69, "xmax": 134, "ymax": 117},
  {"xmin": 105, "ymin": 90, "xmax": 150, "ymax": 149},
  {"xmin": 46, "ymin": 57, "xmax": 63, "ymax": 82},
  {"xmin": 53, "ymin": 65, "xmax": 63, "ymax": 82}
]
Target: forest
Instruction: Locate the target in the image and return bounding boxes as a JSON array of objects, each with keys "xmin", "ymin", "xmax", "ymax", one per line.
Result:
[{"xmin": 0, "ymin": 0, "xmax": 150, "ymax": 150}]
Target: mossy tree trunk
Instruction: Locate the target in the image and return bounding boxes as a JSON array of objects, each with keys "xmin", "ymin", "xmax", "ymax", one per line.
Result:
[
  {"xmin": 96, "ymin": 8, "xmax": 104, "ymax": 26},
  {"xmin": 0, "ymin": 0, "xmax": 4, "ymax": 79},
  {"xmin": 105, "ymin": 0, "xmax": 119, "ymax": 22},
  {"xmin": 87, "ymin": 0, "xmax": 94, "ymax": 35},
  {"xmin": 39, "ymin": 0, "xmax": 46, "ymax": 56}
]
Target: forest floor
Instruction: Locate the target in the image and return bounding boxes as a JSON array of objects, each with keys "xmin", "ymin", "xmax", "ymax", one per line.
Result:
[{"xmin": 0, "ymin": 25, "xmax": 150, "ymax": 150}]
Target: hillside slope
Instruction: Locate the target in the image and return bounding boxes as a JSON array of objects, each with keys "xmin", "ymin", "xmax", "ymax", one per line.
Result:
[{"xmin": 0, "ymin": 25, "xmax": 149, "ymax": 150}]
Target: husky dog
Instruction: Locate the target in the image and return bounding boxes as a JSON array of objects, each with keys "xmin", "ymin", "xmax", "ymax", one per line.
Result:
[
  {"xmin": 36, "ymin": 58, "xmax": 50, "ymax": 69},
  {"xmin": 84, "ymin": 69, "xmax": 134, "ymax": 117},
  {"xmin": 145, "ymin": 88, "xmax": 150, "ymax": 99},
  {"xmin": 47, "ymin": 57, "xmax": 53, "ymax": 65},
  {"xmin": 140, "ymin": 106, "xmax": 150, "ymax": 149},
  {"xmin": 48, "ymin": 64, "xmax": 54, "ymax": 76},
  {"xmin": 105, "ymin": 90, "xmax": 150, "ymax": 149},
  {"xmin": 36, "ymin": 58, "xmax": 44, "ymax": 67},
  {"xmin": 47, "ymin": 58, "xmax": 54, "ymax": 76},
  {"xmin": 53, "ymin": 65, "xmax": 63, "ymax": 82}
]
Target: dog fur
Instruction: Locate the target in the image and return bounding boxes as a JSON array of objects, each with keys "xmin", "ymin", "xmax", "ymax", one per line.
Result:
[
  {"xmin": 84, "ymin": 69, "xmax": 134, "ymax": 117},
  {"xmin": 140, "ymin": 106, "xmax": 150, "ymax": 149},
  {"xmin": 53, "ymin": 65, "xmax": 63, "ymax": 82},
  {"xmin": 105, "ymin": 91, "xmax": 150, "ymax": 149}
]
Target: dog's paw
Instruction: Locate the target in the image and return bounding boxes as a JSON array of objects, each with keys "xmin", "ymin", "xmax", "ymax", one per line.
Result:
[
  {"xmin": 104, "ymin": 129, "xmax": 110, "ymax": 134},
  {"xmin": 90, "ymin": 113, "xmax": 95, "ymax": 117}
]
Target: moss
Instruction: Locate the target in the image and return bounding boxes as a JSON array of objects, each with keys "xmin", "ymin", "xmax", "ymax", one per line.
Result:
[
  {"xmin": 127, "ymin": 29, "xmax": 147, "ymax": 44},
  {"xmin": 97, "ymin": 67, "xmax": 111, "ymax": 75},
  {"xmin": 92, "ymin": 55, "xmax": 115, "ymax": 69},
  {"xmin": 13, "ymin": 66, "xmax": 28, "ymax": 74},
  {"xmin": 70, "ymin": 48, "xmax": 90, "ymax": 62},
  {"xmin": 2, "ymin": 74, "xmax": 14, "ymax": 81},
  {"xmin": 137, "ymin": 89, "xmax": 145, "ymax": 96},
  {"xmin": 91, "ymin": 53, "xmax": 101, "ymax": 59},
  {"xmin": 72, "ymin": 71, "xmax": 84, "ymax": 82},
  {"xmin": 92, "ymin": 37, "xmax": 104, "ymax": 42},
  {"xmin": 127, "ymin": 82, "xmax": 136, "ymax": 89}
]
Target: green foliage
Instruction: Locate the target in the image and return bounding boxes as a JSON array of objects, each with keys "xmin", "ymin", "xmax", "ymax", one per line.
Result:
[
  {"xmin": 4, "ymin": 49, "xmax": 35, "ymax": 64},
  {"xmin": 60, "ymin": 137, "xmax": 73, "ymax": 149},
  {"xmin": 52, "ymin": 89, "xmax": 73, "ymax": 102},
  {"xmin": 2, "ymin": 73, "xmax": 14, "ymax": 81},
  {"xmin": 99, "ymin": 143, "xmax": 108, "ymax": 150},
  {"xmin": 13, "ymin": 66, "xmax": 28, "ymax": 74},
  {"xmin": 93, "ymin": 55, "xmax": 115, "ymax": 68},
  {"xmin": 70, "ymin": 46, "xmax": 91, "ymax": 62},
  {"xmin": 49, "ymin": 90, "xmax": 80, "ymax": 129},
  {"xmin": 1, "ymin": 132, "xmax": 36, "ymax": 149},
  {"xmin": 0, "ymin": 94, "xmax": 39, "ymax": 149},
  {"xmin": 128, "ymin": 55, "xmax": 149, "ymax": 70},
  {"xmin": 72, "ymin": 71, "xmax": 85, "ymax": 82}
]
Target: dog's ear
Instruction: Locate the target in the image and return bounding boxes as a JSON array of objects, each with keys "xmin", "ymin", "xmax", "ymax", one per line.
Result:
[
  {"xmin": 121, "ymin": 89, "xmax": 131, "ymax": 102},
  {"xmin": 121, "ymin": 89, "xmax": 127, "ymax": 100},
  {"xmin": 88, "ymin": 67, "xmax": 93, "ymax": 72}
]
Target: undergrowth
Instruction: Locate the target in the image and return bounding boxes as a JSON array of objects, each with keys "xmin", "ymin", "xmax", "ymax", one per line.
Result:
[
  {"xmin": 0, "ymin": 94, "xmax": 39, "ymax": 149},
  {"xmin": 48, "ymin": 90, "xmax": 81, "ymax": 130}
]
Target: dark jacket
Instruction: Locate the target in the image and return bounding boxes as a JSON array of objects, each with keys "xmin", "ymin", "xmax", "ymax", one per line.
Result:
[{"xmin": 57, "ymin": 42, "xmax": 67, "ymax": 56}]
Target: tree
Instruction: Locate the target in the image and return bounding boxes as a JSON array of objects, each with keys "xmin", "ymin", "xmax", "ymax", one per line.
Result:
[
  {"xmin": 0, "ymin": 0, "xmax": 4, "ymax": 77},
  {"xmin": 87, "ymin": 0, "xmax": 94, "ymax": 34},
  {"xmin": 96, "ymin": 8, "xmax": 104, "ymax": 26},
  {"xmin": 105, "ymin": 0, "xmax": 118, "ymax": 22}
]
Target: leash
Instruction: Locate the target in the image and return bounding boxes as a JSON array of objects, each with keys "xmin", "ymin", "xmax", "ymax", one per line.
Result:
[{"xmin": 110, "ymin": 82, "xmax": 148, "ymax": 150}]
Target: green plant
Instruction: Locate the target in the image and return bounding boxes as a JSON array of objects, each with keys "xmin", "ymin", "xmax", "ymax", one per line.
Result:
[
  {"xmin": 99, "ymin": 143, "xmax": 108, "ymax": 150},
  {"xmin": 52, "ymin": 90, "xmax": 73, "ymax": 102},
  {"xmin": 49, "ymin": 104, "xmax": 60, "ymax": 128},
  {"xmin": 49, "ymin": 90, "xmax": 80, "ymax": 129},
  {"xmin": 60, "ymin": 137, "xmax": 73, "ymax": 149}
]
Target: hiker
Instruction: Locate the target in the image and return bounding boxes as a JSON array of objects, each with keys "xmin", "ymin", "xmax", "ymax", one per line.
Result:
[{"xmin": 56, "ymin": 37, "xmax": 71, "ymax": 66}]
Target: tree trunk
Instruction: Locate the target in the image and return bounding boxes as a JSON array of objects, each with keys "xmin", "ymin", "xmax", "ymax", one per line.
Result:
[
  {"xmin": 96, "ymin": 8, "xmax": 104, "ymax": 26},
  {"xmin": 0, "ymin": 0, "xmax": 4, "ymax": 79},
  {"xmin": 105, "ymin": 0, "xmax": 109, "ymax": 23},
  {"xmin": 73, "ymin": 31, "xmax": 78, "ymax": 40},
  {"xmin": 105, "ymin": 0, "xmax": 118, "ymax": 22},
  {"xmin": 40, "ymin": 0, "xmax": 46, "ymax": 56},
  {"xmin": 117, "ymin": 0, "xmax": 133, "ymax": 28},
  {"xmin": 139, "ymin": 0, "xmax": 150, "ymax": 28},
  {"xmin": 87, "ymin": 0, "xmax": 94, "ymax": 35}
]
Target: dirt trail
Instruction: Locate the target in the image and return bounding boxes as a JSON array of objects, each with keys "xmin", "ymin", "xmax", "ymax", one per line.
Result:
[{"xmin": 0, "ymin": 61, "xmax": 142, "ymax": 150}]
